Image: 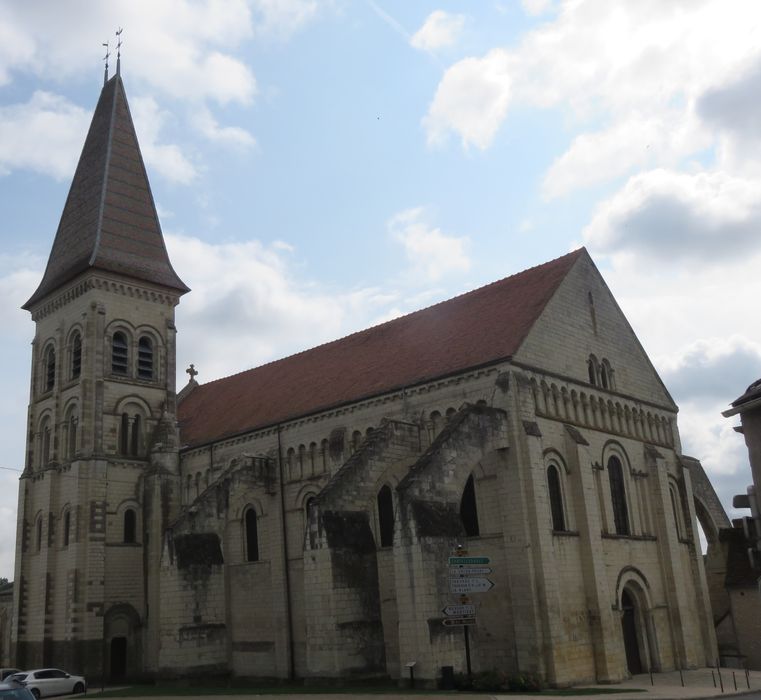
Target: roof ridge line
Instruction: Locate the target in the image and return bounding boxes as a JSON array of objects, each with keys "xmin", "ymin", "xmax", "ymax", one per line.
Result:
[
  {"xmin": 89, "ymin": 75, "xmax": 118, "ymax": 267},
  {"xmin": 192, "ymin": 248, "xmax": 585, "ymax": 391}
]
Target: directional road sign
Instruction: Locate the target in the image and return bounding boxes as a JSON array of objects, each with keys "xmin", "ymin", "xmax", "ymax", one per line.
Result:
[
  {"xmin": 449, "ymin": 577, "xmax": 494, "ymax": 594},
  {"xmin": 443, "ymin": 604, "xmax": 475, "ymax": 617},
  {"xmin": 448, "ymin": 556, "xmax": 490, "ymax": 566},
  {"xmin": 442, "ymin": 617, "xmax": 475, "ymax": 627},
  {"xmin": 449, "ymin": 566, "xmax": 492, "ymax": 576}
]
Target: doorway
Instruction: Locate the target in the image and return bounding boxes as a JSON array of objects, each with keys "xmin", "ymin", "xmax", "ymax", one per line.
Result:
[
  {"xmin": 620, "ymin": 589, "xmax": 642, "ymax": 675},
  {"xmin": 110, "ymin": 636, "xmax": 127, "ymax": 680}
]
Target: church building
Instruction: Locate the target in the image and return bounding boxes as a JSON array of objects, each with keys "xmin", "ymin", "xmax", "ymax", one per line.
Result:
[{"xmin": 13, "ymin": 71, "xmax": 720, "ymax": 686}]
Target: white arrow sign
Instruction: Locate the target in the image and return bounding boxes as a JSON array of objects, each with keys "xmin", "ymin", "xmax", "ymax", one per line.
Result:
[
  {"xmin": 443, "ymin": 604, "xmax": 475, "ymax": 617},
  {"xmin": 449, "ymin": 566, "xmax": 492, "ymax": 576},
  {"xmin": 449, "ymin": 577, "xmax": 494, "ymax": 594}
]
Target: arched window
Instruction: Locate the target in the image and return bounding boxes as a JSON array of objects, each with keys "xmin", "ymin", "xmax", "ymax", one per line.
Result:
[
  {"xmin": 588, "ymin": 354, "xmax": 598, "ymax": 386},
  {"xmin": 44, "ymin": 345, "xmax": 56, "ymax": 392},
  {"xmin": 587, "ymin": 291, "xmax": 598, "ymax": 334},
  {"xmin": 71, "ymin": 332, "xmax": 82, "ymax": 379},
  {"xmin": 137, "ymin": 336, "xmax": 153, "ymax": 380},
  {"xmin": 245, "ymin": 508, "xmax": 259, "ymax": 562},
  {"xmin": 602, "ymin": 359, "xmax": 615, "ymax": 390},
  {"xmin": 377, "ymin": 485, "xmax": 394, "ymax": 548},
  {"xmin": 600, "ymin": 364, "xmax": 609, "ymax": 389},
  {"xmin": 39, "ymin": 417, "xmax": 51, "ymax": 468},
  {"xmin": 130, "ymin": 414, "xmax": 141, "ymax": 456},
  {"xmin": 547, "ymin": 464, "xmax": 566, "ymax": 531},
  {"xmin": 67, "ymin": 412, "xmax": 77, "ymax": 459},
  {"xmin": 120, "ymin": 413, "xmax": 129, "ymax": 455},
  {"xmin": 669, "ymin": 482, "xmax": 683, "ymax": 538},
  {"xmin": 460, "ymin": 474, "xmax": 480, "ymax": 537},
  {"xmin": 320, "ymin": 439, "xmax": 328, "ymax": 471},
  {"xmin": 186, "ymin": 474, "xmax": 193, "ymax": 502},
  {"xmin": 112, "ymin": 332, "xmax": 129, "ymax": 375},
  {"xmin": 352, "ymin": 431, "xmax": 362, "ymax": 452},
  {"xmin": 63, "ymin": 510, "xmax": 71, "ymax": 547},
  {"xmin": 123, "ymin": 508, "xmax": 136, "ymax": 544},
  {"xmin": 608, "ymin": 456, "xmax": 630, "ymax": 535},
  {"xmin": 195, "ymin": 472, "xmax": 201, "ymax": 498}
]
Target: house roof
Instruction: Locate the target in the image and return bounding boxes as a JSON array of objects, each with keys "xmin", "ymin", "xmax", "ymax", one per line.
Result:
[
  {"xmin": 177, "ymin": 248, "xmax": 585, "ymax": 448},
  {"xmin": 23, "ymin": 74, "xmax": 188, "ymax": 310}
]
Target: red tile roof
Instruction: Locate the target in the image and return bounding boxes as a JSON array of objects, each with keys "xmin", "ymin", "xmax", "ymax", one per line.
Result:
[
  {"xmin": 24, "ymin": 75, "xmax": 188, "ymax": 309},
  {"xmin": 177, "ymin": 249, "xmax": 585, "ymax": 447}
]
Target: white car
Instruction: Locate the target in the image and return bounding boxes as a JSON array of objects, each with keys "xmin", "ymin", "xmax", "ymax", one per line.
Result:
[{"xmin": 7, "ymin": 670, "xmax": 86, "ymax": 699}]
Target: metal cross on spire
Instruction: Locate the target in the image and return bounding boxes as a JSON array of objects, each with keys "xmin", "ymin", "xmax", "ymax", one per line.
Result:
[
  {"xmin": 102, "ymin": 41, "xmax": 110, "ymax": 85},
  {"xmin": 115, "ymin": 27, "xmax": 123, "ymax": 75}
]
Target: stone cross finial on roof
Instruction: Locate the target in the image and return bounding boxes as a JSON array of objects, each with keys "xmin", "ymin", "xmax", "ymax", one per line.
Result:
[
  {"xmin": 102, "ymin": 41, "xmax": 110, "ymax": 86},
  {"xmin": 187, "ymin": 364, "xmax": 198, "ymax": 382}
]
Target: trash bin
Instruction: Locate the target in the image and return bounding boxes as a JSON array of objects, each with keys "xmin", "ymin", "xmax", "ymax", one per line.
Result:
[{"xmin": 441, "ymin": 665, "xmax": 455, "ymax": 690}]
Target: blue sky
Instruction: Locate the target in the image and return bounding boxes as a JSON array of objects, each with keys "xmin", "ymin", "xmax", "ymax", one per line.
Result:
[{"xmin": 1, "ymin": 0, "xmax": 761, "ymax": 579}]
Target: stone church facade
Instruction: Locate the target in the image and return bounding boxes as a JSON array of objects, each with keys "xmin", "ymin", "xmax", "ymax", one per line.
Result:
[{"xmin": 12, "ymin": 73, "xmax": 719, "ymax": 686}]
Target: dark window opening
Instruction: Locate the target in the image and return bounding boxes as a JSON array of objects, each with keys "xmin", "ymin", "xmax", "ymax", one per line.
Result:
[
  {"xmin": 588, "ymin": 359, "xmax": 596, "ymax": 386},
  {"xmin": 41, "ymin": 424, "xmax": 51, "ymax": 467},
  {"xmin": 36, "ymin": 518, "xmax": 42, "ymax": 552},
  {"xmin": 588, "ymin": 291, "xmax": 598, "ymax": 334},
  {"xmin": 123, "ymin": 508, "xmax": 136, "ymax": 543},
  {"xmin": 130, "ymin": 414, "xmax": 141, "ymax": 457},
  {"xmin": 377, "ymin": 485, "xmax": 394, "ymax": 547},
  {"xmin": 600, "ymin": 365, "xmax": 609, "ymax": 389},
  {"xmin": 608, "ymin": 456, "xmax": 630, "ymax": 535},
  {"xmin": 669, "ymin": 487, "xmax": 681, "ymax": 537},
  {"xmin": 547, "ymin": 464, "xmax": 566, "ymax": 531},
  {"xmin": 63, "ymin": 510, "xmax": 71, "ymax": 547},
  {"xmin": 460, "ymin": 474, "xmax": 480, "ymax": 537},
  {"xmin": 71, "ymin": 333, "xmax": 82, "ymax": 379},
  {"xmin": 68, "ymin": 415, "xmax": 77, "ymax": 459},
  {"xmin": 120, "ymin": 414, "xmax": 129, "ymax": 455},
  {"xmin": 110, "ymin": 636, "xmax": 127, "ymax": 680},
  {"xmin": 45, "ymin": 347, "xmax": 56, "ymax": 391},
  {"xmin": 112, "ymin": 332, "xmax": 128, "ymax": 375},
  {"xmin": 245, "ymin": 508, "xmax": 259, "ymax": 562},
  {"xmin": 137, "ymin": 336, "xmax": 153, "ymax": 380}
]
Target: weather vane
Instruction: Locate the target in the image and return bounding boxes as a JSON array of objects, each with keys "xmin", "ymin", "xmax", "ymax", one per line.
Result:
[
  {"xmin": 115, "ymin": 27, "xmax": 123, "ymax": 75},
  {"xmin": 102, "ymin": 40, "xmax": 110, "ymax": 85}
]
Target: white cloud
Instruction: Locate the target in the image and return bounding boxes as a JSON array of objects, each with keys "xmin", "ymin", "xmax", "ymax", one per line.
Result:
[
  {"xmin": 250, "ymin": 0, "xmax": 323, "ymax": 39},
  {"xmin": 388, "ymin": 207, "xmax": 470, "ymax": 282},
  {"xmin": 410, "ymin": 10, "xmax": 465, "ymax": 52},
  {"xmin": 0, "ymin": 0, "xmax": 257, "ymax": 105},
  {"xmin": 521, "ymin": 0, "xmax": 554, "ymax": 16},
  {"xmin": 423, "ymin": 49, "xmax": 511, "ymax": 150},
  {"xmin": 191, "ymin": 106, "xmax": 256, "ymax": 149},
  {"xmin": 167, "ymin": 234, "xmax": 392, "ymax": 382},
  {"xmin": 131, "ymin": 96, "xmax": 197, "ymax": 184},
  {"xmin": 0, "ymin": 92, "xmax": 90, "ymax": 179},
  {"xmin": 583, "ymin": 169, "xmax": 761, "ymax": 262}
]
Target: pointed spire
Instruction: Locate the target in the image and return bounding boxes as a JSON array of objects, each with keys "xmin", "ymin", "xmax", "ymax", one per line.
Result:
[
  {"xmin": 23, "ymin": 72, "xmax": 189, "ymax": 309},
  {"xmin": 102, "ymin": 41, "xmax": 110, "ymax": 86},
  {"xmin": 115, "ymin": 28, "xmax": 122, "ymax": 76}
]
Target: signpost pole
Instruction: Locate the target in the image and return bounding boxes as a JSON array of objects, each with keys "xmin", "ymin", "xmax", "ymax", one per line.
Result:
[{"xmin": 464, "ymin": 624, "xmax": 472, "ymax": 679}]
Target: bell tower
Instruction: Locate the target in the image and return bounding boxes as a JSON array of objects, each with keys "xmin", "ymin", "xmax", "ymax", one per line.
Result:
[{"xmin": 13, "ymin": 70, "xmax": 189, "ymax": 680}]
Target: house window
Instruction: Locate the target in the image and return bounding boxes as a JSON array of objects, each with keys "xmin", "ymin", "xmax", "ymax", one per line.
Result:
[
  {"xmin": 547, "ymin": 464, "xmax": 566, "ymax": 531},
  {"xmin": 44, "ymin": 346, "xmax": 56, "ymax": 392},
  {"xmin": 608, "ymin": 456, "xmax": 630, "ymax": 535},
  {"xmin": 36, "ymin": 516, "xmax": 43, "ymax": 552},
  {"xmin": 588, "ymin": 354, "xmax": 598, "ymax": 386},
  {"xmin": 460, "ymin": 474, "xmax": 480, "ymax": 537},
  {"xmin": 137, "ymin": 336, "xmax": 153, "ymax": 380},
  {"xmin": 123, "ymin": 508, "xmax": 136, "ymax": 543},
  {"xmin": 377, "ymin": 485, "xmax": 394, "ymax": 548},
  {"xmin": 120, "ymin": 414, "xmax": 129, "ymax": 455},
  {"xmin": 71, "ymin": 333, "xmax": 82, "ymax": 379},
  {"xmin": 245, "ymin": 508, "xmax": 259, "ymax": 562},
  {"xmin": 112, "ymin": 332, "xmax": 129, "ymax": 375}
]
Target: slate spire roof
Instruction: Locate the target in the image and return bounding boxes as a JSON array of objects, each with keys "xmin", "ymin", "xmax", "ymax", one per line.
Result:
[
  {"xmin": 23, "ymin": 74, "xmax": 189, "ymax": 309},
  {"xmin": 178, "ymin": 248, "xmax": 585, "ymax": 447}
]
